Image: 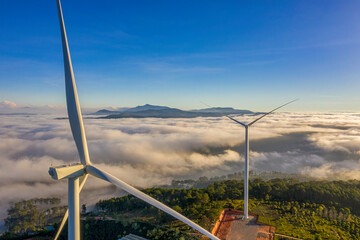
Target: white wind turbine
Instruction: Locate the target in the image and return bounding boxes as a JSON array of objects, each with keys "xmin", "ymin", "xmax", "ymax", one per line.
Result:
[
  {"xmin": 50, "ymin": 1, "xmax": 220, "ymax": 240},
  {"xmin": 225, "ymin": 99, "xmax": 297, "ymax": 219}
]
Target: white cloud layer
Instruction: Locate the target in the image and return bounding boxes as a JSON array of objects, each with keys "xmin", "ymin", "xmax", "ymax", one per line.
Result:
[
  {"xmin": 0, "ymin": 100, "xmax": 17, "ymax": 109},
  {"xmin": 0, "ymin": 112, "xmax": 360, "ymax": 227}
]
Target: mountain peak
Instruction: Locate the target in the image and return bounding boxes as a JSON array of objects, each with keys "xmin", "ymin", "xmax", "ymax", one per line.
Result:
[{"xmin": 126, "ymin": 104, "xmax": 170, "ymax": 112}]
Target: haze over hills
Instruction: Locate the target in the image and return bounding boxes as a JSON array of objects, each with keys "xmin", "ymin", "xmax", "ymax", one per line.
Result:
[
  {"xmin": 90, "ymin": 104, "xmax": 255, "ymax": 119},
  {"xmin": 1, "ymin": 110, "xmax": 360, "ymax": 239}
]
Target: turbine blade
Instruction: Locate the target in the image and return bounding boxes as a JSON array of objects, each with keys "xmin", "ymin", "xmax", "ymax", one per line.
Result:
[
  {"xmin": 56, "ymin": 0, "xmax": 90, "ymax": 165},
  {"xmin": 200, "ymin": 101, "xmax": 247, "ymax": 127},
  {"xmin": 200, "ymin": 101, "xmax": 217, "ymax": 111},
  {"xmin": 54, "ymin": 174, "xmax": 88, "ymax": 240},
  {"xmin": 225, "ymin": 115, "xmax": 247, "ymax": 127},
  {"xmin": 86, "ymin": 165, "xmax": 220, "ymax": 240},
  {"xmin": 200, "ymin": 101, "xmax": 225, "ymax": 117},
  {"xmin": 54, "ymin": 209, "xmax": 68, "ymax": 240},
  {"xmin": 248, "ymin": 99, "xmax": 298, "ymax": 126}
]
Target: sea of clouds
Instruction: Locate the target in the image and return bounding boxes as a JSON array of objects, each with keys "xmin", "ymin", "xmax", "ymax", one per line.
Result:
[{"xmin": 0, "ymin": 110, "xmax": 360, "ymax": 228}]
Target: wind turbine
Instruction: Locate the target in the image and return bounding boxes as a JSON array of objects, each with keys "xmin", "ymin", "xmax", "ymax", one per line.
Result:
[
  {"xmin": 225, "ymin": 99, "xmax": 297, "ymax": 219},
  {"xmin": 50, "ymin": 1, "xmax": 220, "ymax": 240}
]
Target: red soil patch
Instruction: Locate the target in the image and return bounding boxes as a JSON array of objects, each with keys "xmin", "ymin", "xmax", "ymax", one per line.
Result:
[{"xmin": 211, "ymin": 208, "xmax": 275, "ymax": 240}]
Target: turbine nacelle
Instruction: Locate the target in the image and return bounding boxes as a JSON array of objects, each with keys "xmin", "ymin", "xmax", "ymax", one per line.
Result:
[{"xmin": 49, "ymin": 163, "xmax": 85, "ymax": 180}]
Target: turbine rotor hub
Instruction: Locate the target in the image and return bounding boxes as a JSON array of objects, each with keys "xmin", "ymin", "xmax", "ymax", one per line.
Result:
[{"xmin": 49, "ymin": 163, "xmax": 85, "ymax": 180}]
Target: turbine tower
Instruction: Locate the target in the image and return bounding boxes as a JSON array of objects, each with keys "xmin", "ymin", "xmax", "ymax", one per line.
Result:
[
  {"xmin": 51, "ymin": 1, "xmax": 220, "ymax": 239},
  {"xmin": 226, "ymin": 99, "xmax": 297, "ymax": 219}
]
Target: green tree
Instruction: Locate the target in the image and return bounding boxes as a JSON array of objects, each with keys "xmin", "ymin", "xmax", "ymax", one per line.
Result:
[
  {"xmin": 82, "ymin": 204, "xmax": 87, "ymax": 214},
  {"xmin": 5, "ymin": 200, "xmax": 42, "ymax": 233}
]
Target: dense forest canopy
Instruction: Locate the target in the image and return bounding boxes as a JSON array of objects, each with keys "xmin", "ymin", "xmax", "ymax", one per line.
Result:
[
  {"xmin": 2, "ymin": 178, "xmax": 360, "ymax": 239},
  {"xmin": 98, "ymin": 178, "xmax": 360, "ymax": 216},
  {"xmin": 95, "ymin": 178, "xmax": 360, "ymax": 239}
]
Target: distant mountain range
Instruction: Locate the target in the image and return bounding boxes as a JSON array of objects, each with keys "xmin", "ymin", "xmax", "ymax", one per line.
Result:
[{"xmin": 90, "ymin": 104, "xmax": 255, "ymax": 119}]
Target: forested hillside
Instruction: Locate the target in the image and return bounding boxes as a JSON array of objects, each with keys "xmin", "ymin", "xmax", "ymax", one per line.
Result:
[
  {"xmin": 2, "ymin": 179, "xmax": 360, "ymax": 239},
  {"xmin": 95, "ymin": 179, "xmax": 360, "ymax": 239}
]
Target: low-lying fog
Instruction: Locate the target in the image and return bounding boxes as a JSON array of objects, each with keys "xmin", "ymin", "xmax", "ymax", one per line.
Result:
[{"xmin": 1, "ymin": 112, "xmax": 360, "ymax": 227}]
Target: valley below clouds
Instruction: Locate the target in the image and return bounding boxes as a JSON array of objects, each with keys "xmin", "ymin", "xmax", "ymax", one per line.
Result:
[{"xmin": 1, "ymin": 112, "xmax": 360, "ymax": 227}]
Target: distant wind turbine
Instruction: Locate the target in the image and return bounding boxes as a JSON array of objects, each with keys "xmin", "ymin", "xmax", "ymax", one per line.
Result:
[
  {"xmin": 203, "ymin": 99, "xmax": 297, "ymax": 219},
  {"xmin": 225, "ymin": 100, "xmax": 297, "ymax": 219},
  {"xmin": 50, "ymin": 1, "xmax": 220, "ymax": 240}
]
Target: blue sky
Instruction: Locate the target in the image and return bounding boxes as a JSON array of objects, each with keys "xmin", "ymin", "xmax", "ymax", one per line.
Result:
[{"xmin": 1, "ymin": 0, "xmax": 360, "ymax": 111}]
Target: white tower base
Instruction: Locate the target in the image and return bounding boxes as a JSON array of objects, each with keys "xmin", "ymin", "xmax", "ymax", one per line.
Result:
[
  {"xmin": 68, "ymin": 177, "xmax": 80, "ymax": 240},
  {"xmin": 244, "ymin": 126, "xmax": 249, "ymax": 219}
]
